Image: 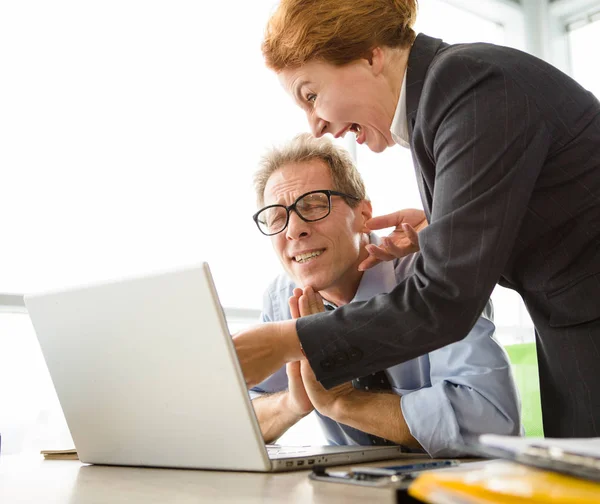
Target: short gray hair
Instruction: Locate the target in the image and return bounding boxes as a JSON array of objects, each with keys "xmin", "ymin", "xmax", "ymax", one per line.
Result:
[{"xmin": 253, "ymin": 133, "xmax": 368, "ymax": 208}]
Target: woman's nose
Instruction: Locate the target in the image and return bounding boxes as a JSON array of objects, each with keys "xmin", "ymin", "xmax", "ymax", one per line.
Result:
[{"xmin": 309, "ymin": 115, "xmax": 328, "ymax": 138}]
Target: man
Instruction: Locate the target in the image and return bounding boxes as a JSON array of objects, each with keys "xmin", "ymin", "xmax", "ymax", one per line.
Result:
[{"xmin": 250, "ymin": 133, "xmax": 521, "ymax": 457}]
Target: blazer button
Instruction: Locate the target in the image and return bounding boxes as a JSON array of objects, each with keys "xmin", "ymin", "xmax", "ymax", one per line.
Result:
[
  {"xmin": 334, "ymin": 351, "xmax": 349, "ymax": 365},
  {"xmin": 320, "ymin": 358, "xmax": 334, "ymax": 371},
  {"xmin": 348, "ymin": 346, "xmax": 363, "ymax": 362}
]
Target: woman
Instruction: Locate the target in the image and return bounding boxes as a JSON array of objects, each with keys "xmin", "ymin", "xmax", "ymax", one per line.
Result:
[{"xmin": 234, "ymin": 0, "xmax": 600, "ymax": 438}]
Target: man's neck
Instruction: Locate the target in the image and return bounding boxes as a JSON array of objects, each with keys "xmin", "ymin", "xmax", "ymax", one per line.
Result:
[
  {"xmin": 318, "ymin": 243, "xmax": 370, "ymax": 307},
  {"xmin": 319, "ymin": 272, "xmax": 364, "ymax": 308}
]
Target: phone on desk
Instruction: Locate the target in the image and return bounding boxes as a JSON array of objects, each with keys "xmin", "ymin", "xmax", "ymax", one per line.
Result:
[{"xmin": 309, "ymin": 460, "xmax": 460, "ymax": 489}]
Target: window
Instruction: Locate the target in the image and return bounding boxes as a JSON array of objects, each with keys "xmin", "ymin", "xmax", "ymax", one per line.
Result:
[
  {"xmin": 568, "ymin": 13, "xmax": 600, "ymax": 98},
  {"xmin": 0, "ymin": 0, "xmax": 304, "ymax": 310}
]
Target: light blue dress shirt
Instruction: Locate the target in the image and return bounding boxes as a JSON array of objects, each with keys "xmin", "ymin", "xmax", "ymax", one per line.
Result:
[{"xmin": 252, "ymin": 236, "xmax": 522, "ymax": 457}]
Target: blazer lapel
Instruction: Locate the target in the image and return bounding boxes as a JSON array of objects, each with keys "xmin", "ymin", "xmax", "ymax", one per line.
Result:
[
  {"xmin": 406, "ymin": 34, "xmax": 446, "ymax": 219},
  {"xmin": 406, "ymin": 33, "xmax": 446, "ymax": 140}
]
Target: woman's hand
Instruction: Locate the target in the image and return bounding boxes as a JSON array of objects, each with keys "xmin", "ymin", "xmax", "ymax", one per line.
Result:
[{"xmin": 358, "ymin": 209, "xmax": 427, "ymax": 271}]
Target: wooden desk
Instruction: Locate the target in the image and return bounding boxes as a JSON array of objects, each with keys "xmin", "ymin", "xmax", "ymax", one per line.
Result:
[{"xmin": 0, "ymin": 453, "xmax": 437, "ymax": 503}]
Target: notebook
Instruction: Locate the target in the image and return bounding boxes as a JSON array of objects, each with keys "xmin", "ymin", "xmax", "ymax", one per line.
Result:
[{"xmin": 24, "ymin": 263, "xmax": 405, "ymax": 472}]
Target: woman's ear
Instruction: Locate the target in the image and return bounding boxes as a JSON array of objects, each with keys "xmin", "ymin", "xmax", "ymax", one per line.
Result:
[{"xmin": 368, "ymin": 47, "xmax": 386, "ymax": 76}]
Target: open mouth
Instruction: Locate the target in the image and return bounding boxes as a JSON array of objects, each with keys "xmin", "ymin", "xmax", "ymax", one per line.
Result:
[
  {"xmin": 350, "ymin": 123, "xmax": 361, "ymax": 136},
  {"xmin": 350, "ymin": 123, "xmax": 366, "ymax": 144},
  {"xmin": 294, "ymin": 249, "xmax": 325, "ymax": 264}
]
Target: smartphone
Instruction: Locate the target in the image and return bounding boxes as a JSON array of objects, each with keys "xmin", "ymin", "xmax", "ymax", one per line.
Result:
[{"xmin": 309, "ymin": 460, "xmax": 460, "ymax": 488}]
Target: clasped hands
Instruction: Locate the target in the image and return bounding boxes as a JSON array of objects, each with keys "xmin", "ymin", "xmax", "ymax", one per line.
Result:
[{"xmin": 283, "ymin": 286, "xmax": 355, "ymax": 420}]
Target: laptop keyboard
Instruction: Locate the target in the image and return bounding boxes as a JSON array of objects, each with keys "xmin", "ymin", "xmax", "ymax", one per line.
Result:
[{"xmin": 266, "ymin": 445, "xmax": 312, "ymax": 457}]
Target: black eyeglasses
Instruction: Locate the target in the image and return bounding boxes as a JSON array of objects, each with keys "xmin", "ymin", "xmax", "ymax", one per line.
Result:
[{"xmin": 253, "ymin": 189, "xmax": 360, "ymax": 236}]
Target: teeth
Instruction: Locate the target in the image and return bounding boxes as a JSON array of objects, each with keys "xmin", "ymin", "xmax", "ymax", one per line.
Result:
[{"xmin": 295, "ymin": 250, "xmax": 323, "ymax": 263}]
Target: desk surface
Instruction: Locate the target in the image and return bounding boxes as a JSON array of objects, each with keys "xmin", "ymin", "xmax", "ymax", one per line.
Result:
[{"xmin": 0, "ymin": 453, "xmax": 439, "ymax": 503}]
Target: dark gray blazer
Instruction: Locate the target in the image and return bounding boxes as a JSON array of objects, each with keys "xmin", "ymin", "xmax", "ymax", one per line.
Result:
[{"xmin": 297, "ymin": 34, "xmax": 600, "ymax": 438}]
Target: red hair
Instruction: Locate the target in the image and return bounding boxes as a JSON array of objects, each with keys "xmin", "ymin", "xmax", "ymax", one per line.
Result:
[{"xmin": 262, "ymin": 0, "xmax": 418, "ymax": 70}]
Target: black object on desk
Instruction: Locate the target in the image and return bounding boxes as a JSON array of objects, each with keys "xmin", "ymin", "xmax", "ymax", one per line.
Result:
[{"xmin": 310, "ymin": 460, "xmax": 459, "ymax": 502}]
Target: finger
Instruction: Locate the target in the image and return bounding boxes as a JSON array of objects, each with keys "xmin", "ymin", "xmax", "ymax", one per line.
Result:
[
  {"xmin": 381, "ymin": 237, "xmax": 414, "ymax": 258},
  {"xmin": 365, "ymin": 212, "xmax": 405, "ymax": 231},
  {"xmin": 286, "ymin": 360, "xmax": 300, "ymax": 377},
  {"xmin": 402, "ymin": 223, "xmax": 420, "ymax": 246},
  {"xmin": 300, "ymin": 359, "xmax": 318, "ymax": 383},
  {"xmin": 312, "ymin": 290, "xmax": 326, "ymax": 311},
  {"xmin": 288, "ymin": 294, "xmax": 300, "ymax": 319},
  {"xmin": 285, "ymin": 361, "xmax": 301, "ymax": 385},
  {"xmin": 298, "ymin": 293, "xmax": 311, "ymax": 318},
  {"xmin": 305, "ymin": 286, "xmax": 325, "ymax": 314},
  {"xmin": 366, "ymin": 244, "xmax": 396, "ymax": 262},
  {"xmin": 358, "ymin": 254, "xmax": 381, "ymax": 271}
]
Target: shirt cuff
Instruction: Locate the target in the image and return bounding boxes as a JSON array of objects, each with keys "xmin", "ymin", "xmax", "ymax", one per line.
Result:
[{"xmin": 400, "ymin": 384, "xmax": 465, "ymax": 457}]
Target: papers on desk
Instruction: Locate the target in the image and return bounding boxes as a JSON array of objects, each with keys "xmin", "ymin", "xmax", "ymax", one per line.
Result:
[
  {"xmin": 40, "ymin": 449, "xmax": 78, "ymax": 460},
  {"xmin": 474, "ymin": 434, "xmax": 600, "ymax": 483},
  {"xmin": 480, "ymin": 434, "xmax": 600, "ymax": 459}
]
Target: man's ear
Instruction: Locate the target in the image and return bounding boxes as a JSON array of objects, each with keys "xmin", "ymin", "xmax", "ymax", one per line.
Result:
[{"xmin": 358, "ymin": 200, "xmax": 373, "ymax": 233}]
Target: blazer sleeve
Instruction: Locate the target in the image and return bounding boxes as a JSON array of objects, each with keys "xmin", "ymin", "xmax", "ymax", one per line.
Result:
[{"xmin": 297, "ymin": 53, "xmax": 552, "ymax": 387}]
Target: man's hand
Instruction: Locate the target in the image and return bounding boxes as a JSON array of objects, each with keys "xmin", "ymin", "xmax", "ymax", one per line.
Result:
[
  {"xmin": 358, "ymin": 209, "xmax": 427, "ymax": 271},
  {"xmin": 288, "ymin": 285, "xmax": 356, "ymax": 418},
  {"xmin": 284, "ymin": 361, "xmax": 314, "ymax": 417},
  {"xmin": 299, "ymin": 359, "xmax": 355, "ymax": 418},
  {"xmin": 233, "ymin": 319, "xmax": 301, "ymax": 388},
  {"xmin": 288, "ymin": 286, "xmax": 326, "ymax": 318},
  {"xmin": 284, "ymin": 285, "xmax": 326, "ymax": 415}
]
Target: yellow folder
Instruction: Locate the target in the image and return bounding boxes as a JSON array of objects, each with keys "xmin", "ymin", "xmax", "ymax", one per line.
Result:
[{"xmin": 409, "ymin": 460, "xmax": 600, "ymax": 504}]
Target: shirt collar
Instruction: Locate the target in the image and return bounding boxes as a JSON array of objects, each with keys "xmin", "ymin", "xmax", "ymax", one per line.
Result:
[
  {"xmin": 350, "ymin": 234, "xmax": 398, "ymax": 303},
  {"xmin": 321, "ymin": 234, "xmax": 397, "ymax": 310},
  {"xmin": 390, "ymin": 69, "xmax": 410, "ymax": 149}
]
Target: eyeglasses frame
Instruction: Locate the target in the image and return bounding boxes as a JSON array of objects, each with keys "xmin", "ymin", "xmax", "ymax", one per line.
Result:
[{"xmin": 252, "ymin": 189, "xmax": 361, "ymax": 236}]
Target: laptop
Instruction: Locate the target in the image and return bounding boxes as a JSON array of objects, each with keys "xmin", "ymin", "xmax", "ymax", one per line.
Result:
[{"xmin": 24, "ymin": 263, "xmax": 406, "ymax": 472}]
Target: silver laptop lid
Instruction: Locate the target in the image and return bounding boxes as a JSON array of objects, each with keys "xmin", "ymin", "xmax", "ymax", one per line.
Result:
[{"xmin": 25, "ymin": 263, "xmax": 271, "ymax": 471}]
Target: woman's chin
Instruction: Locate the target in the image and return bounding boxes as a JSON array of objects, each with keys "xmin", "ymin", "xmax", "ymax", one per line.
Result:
[
  {"xmin": 362, "ymin": 132, "xmax": 393, "ymax": 153},
  {"xmin": 367, "ymin": 140, "xmax": 390, "ymax": 153}
]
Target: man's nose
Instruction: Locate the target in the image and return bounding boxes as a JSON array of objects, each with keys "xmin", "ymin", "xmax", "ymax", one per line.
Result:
[{"xmin": 286, "ymin": 210, "xmax": 310, "ymax": 240}]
